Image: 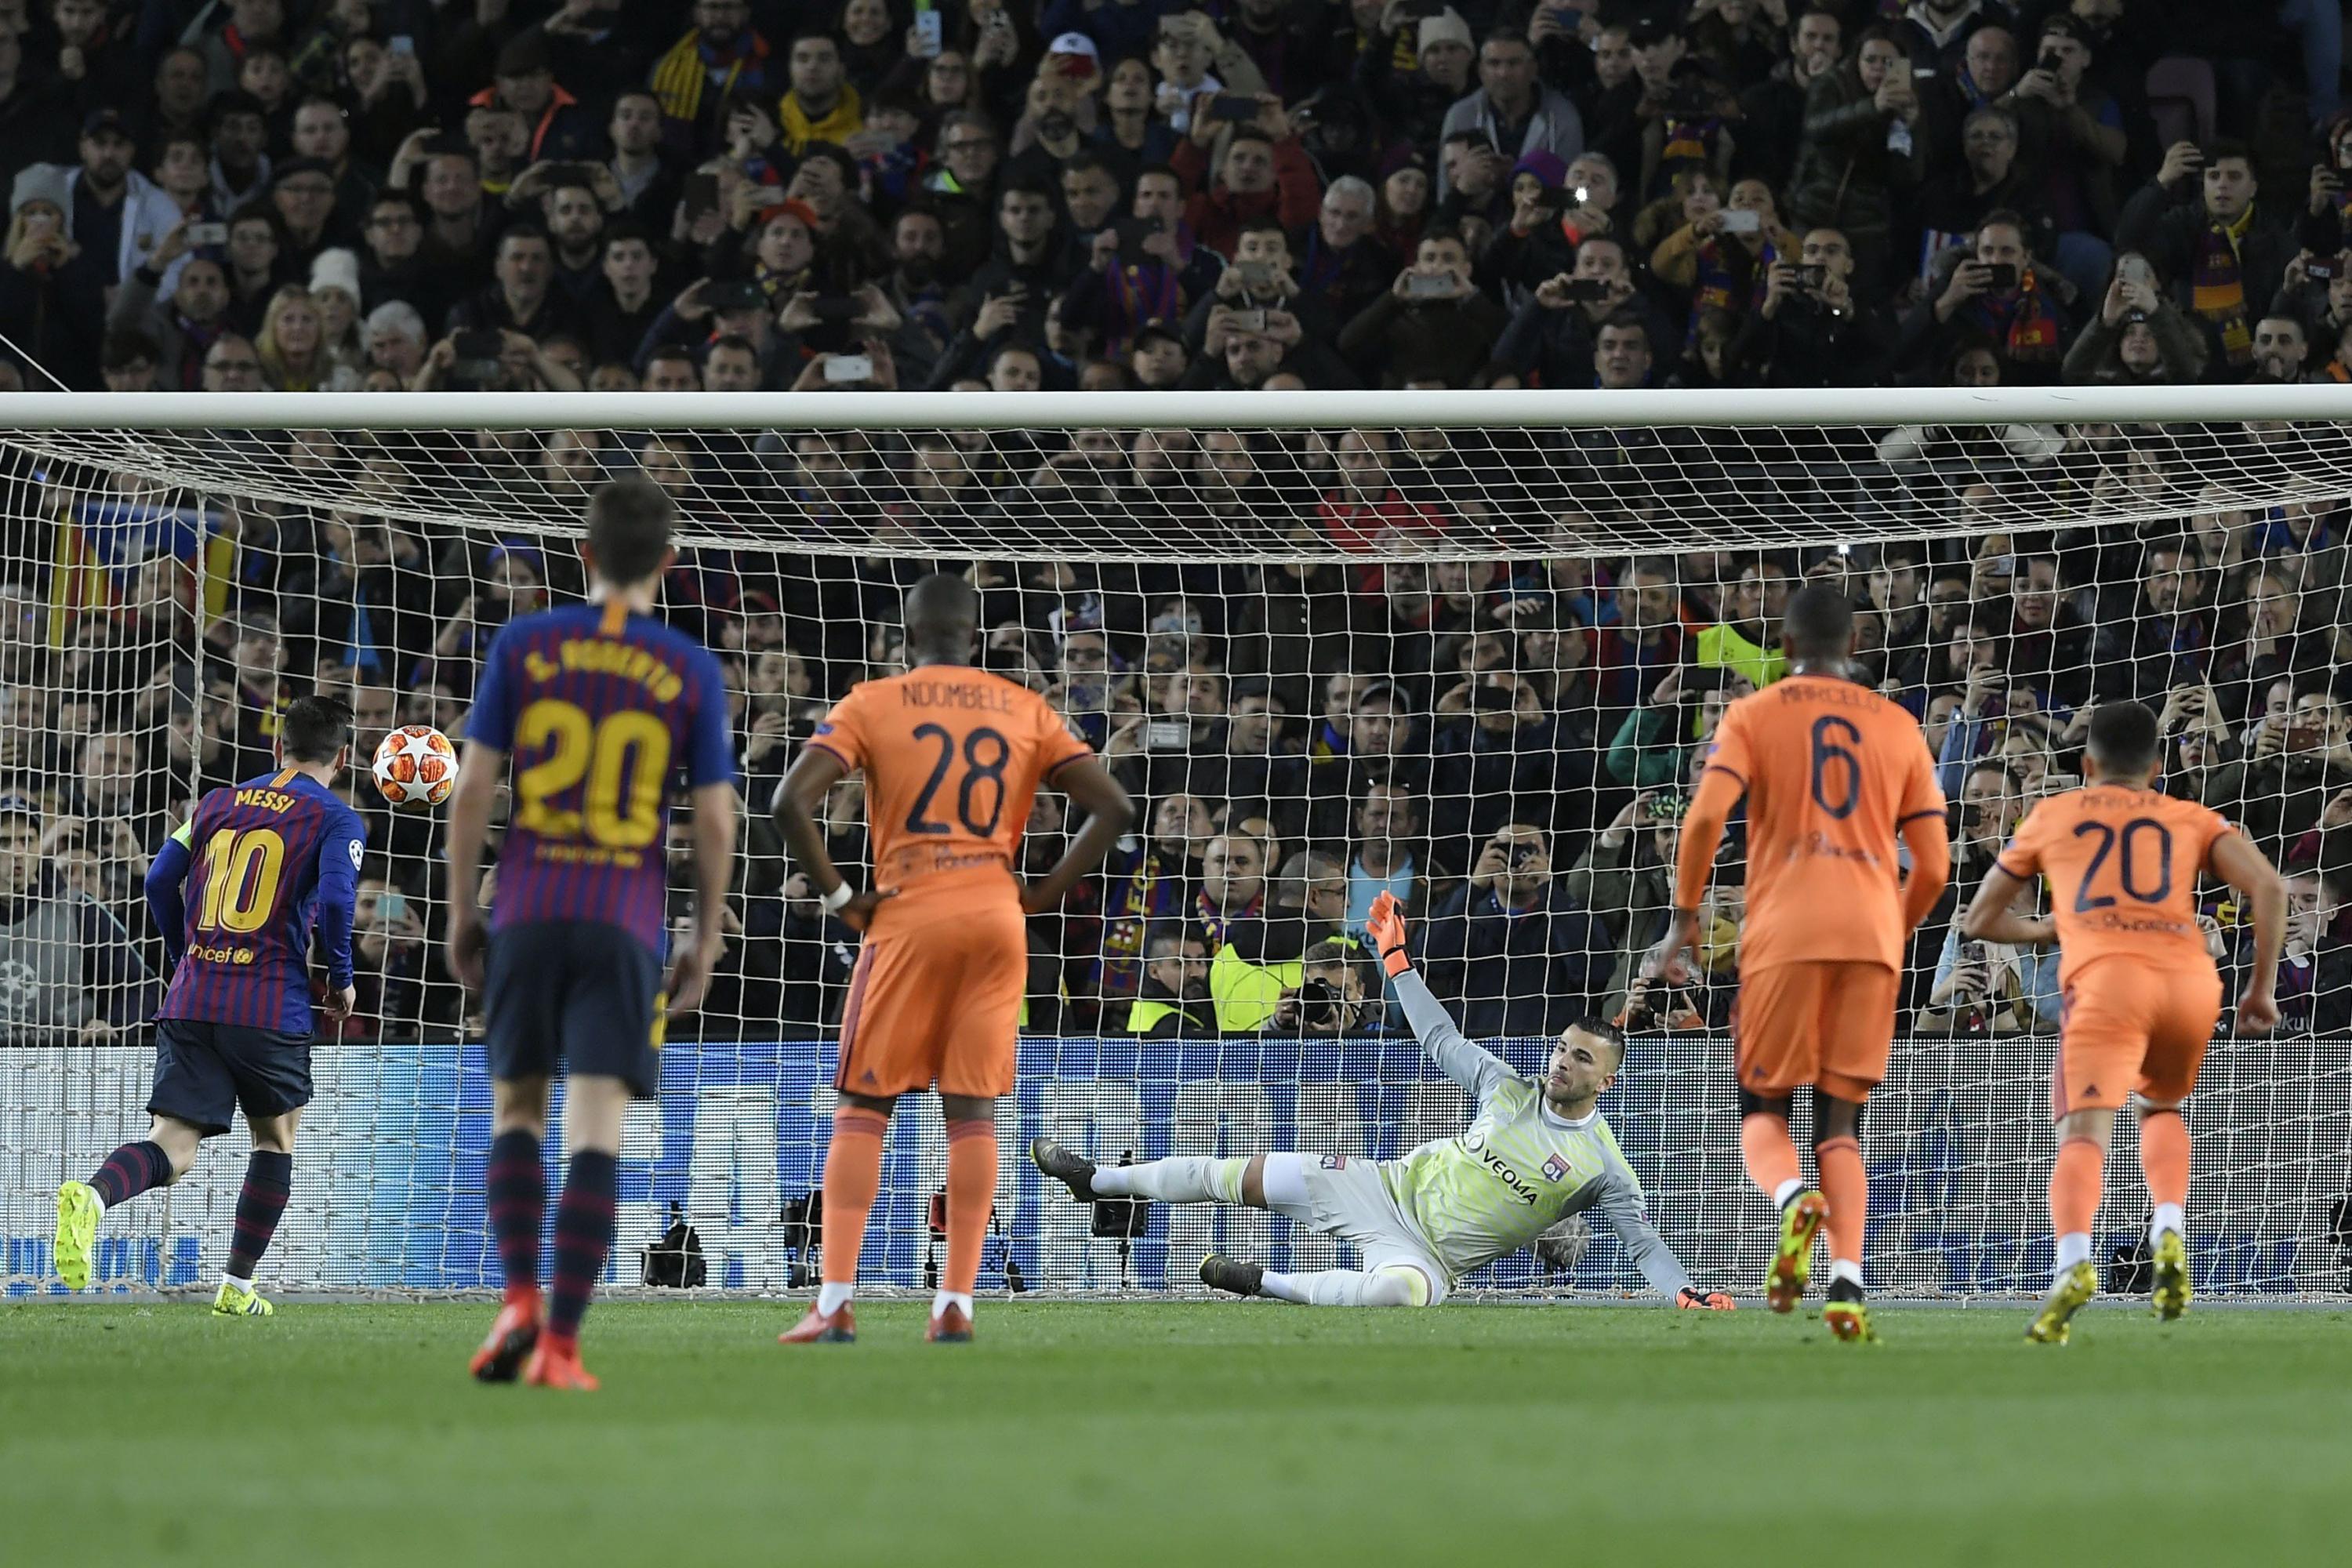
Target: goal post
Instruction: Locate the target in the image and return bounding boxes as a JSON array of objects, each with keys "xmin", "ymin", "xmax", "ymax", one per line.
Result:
[{"xmin": 2, "ymin": 387, "xmax": 2349, "ymax": 1301}]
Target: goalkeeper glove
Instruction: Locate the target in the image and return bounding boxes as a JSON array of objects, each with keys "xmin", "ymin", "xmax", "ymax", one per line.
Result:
[
  {"xmin": 1677, "ymin": 1287, "xmax": 1736, "ymax": 1312},
  {"xmin": 1367, "ymin": 890, "xmax": 1411, "ymax": 978}
]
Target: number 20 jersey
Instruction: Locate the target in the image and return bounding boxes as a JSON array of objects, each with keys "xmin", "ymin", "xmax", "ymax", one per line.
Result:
[
  {"xmin": 467, "ymin": 601, "xmax": 735, "ymax": 954},
  {"xmin": 1700, "ymin": 673, "xmax": 1945, "ymax": 974},
  {"xmin": 1994, "ymin": 785, "xmax": 2230, "ymax": 989}
]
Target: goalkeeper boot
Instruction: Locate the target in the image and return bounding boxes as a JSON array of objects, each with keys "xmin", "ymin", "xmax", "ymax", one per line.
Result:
[
  {"xmin": 2149, "ymin": 1230, "xmax": 2193, "ymax": 1323},
  {"xmin": 1200, "ymin": 1254, "xmax": 1265, "ymax": 1298},
  {"xmin": 1029, "ymin": 1138, "xmax": 1099, "ymax": 1202},
  {"xmin": 53, "ymin": 1180, "xmax": 100, "ymax": 1291},
  {"xmin": 1822, "ymin": 1276, "xmax": 1878, "ymax": 1345},
  {"xmin": 926, "ymin": 1304, "xmax": 973, "ymax": 1343},
  {"xmin": 522, "ymin": 1336, "xmax": 599, "ymax": 1392},
  {"xmin": 470, "ymin": 1290, "xmax": 543, "ymax": 1383},
  {"xmin": 2028, "ymin": 1261, "xmax": 2099, "ymax": 1345},
  {"xmin": 1766, "ymin": 1189, "xmax": 1828, "ymax": 1313},
  {"xmin": 212, "ymin": 1280, "xmax": 274, "ymax": 1318},
  {"xmin": 779, "ymin": 1302, "xmax": 857, "ymax": 1345}
]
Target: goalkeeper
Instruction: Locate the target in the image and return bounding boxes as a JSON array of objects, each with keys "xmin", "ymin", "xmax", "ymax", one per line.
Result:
[{"xmin": 1032, "ymin": 891, "xmax": 1733, "ymax": 1310}]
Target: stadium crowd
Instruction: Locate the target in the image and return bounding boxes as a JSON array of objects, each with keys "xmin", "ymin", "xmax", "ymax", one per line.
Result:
[{"xmin": 2, "ymin": 0, "xmax": 2352, "ymax": 1046}]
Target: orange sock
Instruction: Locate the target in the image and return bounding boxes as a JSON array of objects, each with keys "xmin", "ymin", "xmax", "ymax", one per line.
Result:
[
  {"xmin": 819, "ymin": 1106, "xmax": 889, "ymax": 1290},
  {"xmin": 2139, "ymin": 1109, "xmax": 2190, "ymax": 1214},
  {"xmin": 1815, "ymin": 1135, "xmax": 1867, "ymax": 1267},
  {"xmin": 942, "ymin": 1118, "xmax": 998, "ymax": 1303},
  {"xmin": 1739, "ymin": 1112, "xmax": 1803, "ymax": 1205},
  {"xmin": 2049, "ymin": 1136, "xmax": 2105, "ymax": 1241}
]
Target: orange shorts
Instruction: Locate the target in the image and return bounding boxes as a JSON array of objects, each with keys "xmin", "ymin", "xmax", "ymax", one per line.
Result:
[
  {"xmin": 1733, "ymin": 960, "xmax": 1900, "ymax": 1103},
  {"xmin": 2052, "ymin": 956, "xmax": 2222, "ymax": 1119},
  {"xmin": 834, "ymin": 885, "xmax": 1028, "ymax": 1099}
]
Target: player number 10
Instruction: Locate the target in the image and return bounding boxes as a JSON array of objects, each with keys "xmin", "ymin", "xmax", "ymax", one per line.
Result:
[
  {"xmin": 195, "ymin": 827, "xmax": 287, "ymax": 934},
  {"xmin": 513, "ymin": 700, "xmax": 672, "ymax": 847}
]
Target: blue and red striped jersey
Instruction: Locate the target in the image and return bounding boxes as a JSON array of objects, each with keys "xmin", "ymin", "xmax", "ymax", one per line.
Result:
[
  {"xmin": 466, "ymin": 600, "xmax": 735, "ymax": 953},
  {"xmin": 151, "ymin": 769, "xmax": 366, "ymax": 1033}
]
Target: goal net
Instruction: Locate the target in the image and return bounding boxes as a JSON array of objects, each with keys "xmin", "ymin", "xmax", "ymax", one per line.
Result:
[{"xmin": 3, "ymin": 387, "xmax": 2350, "ymax": 1301}]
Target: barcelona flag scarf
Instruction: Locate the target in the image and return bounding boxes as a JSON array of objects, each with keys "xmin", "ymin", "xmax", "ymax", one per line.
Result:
[
  {"xmin": 2192, "ymin": 202, "xmax": 2257, "ymax": 365},
  {"xmin": 1970, "ymin": 267, "xmax": 2060, "ymax": 361}
]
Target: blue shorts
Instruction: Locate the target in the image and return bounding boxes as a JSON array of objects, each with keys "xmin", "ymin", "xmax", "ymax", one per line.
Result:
[
  {"xmin": 483, "ymin": 921, "xmax": 664, "ymax": 1096},
  {"xmin": 147, "ymin": 1018, "xmax": 314, "ymax": 1138}
]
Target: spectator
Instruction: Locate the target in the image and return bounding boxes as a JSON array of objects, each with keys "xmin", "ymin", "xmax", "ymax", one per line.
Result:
[
  {"xmin": 0, "ymin": 806, "xmax": 106, "ymax": 1044},
  {"xmin": 1787, "ymin": 27, "xmax": 1925, "ymax": 295},
  {"xmin": 1171, "ymin": 99, "xmax": 1321, "ymax": 261},
  {"xmin": 3, "ymin": 164, "xmax": 105, "ymax": 388},
  {"xmin": 2094, "ymin": 535, "xmax": 2212, "ymax": 702},
  {"xmin": 1090, "ymin": 790, "xmax": 1209, "ymax": 1018},
  {"xmin": 2270, "ymin": 864, "xmax": 2352, "ymax": 1034},
  {"xmin": 2116, "ymin": 140, "xmax": 2292, "ymax": 376},
  {"xmin": 1435, "ymin": 32, "xmax": 1582, "ymax": 203},
  {"xmin": 1195, "ymin": 828, "xmax": 1269, "ymax": 958},
  {"xmin": 1563, "ymin": 789, "xmax": 1682, "ymax": 1022},
  {"xmin": 1337, "ymin": 228, "xmax": 1506, "ymax": 385},
  {"xmin": 1424, "ymin": 822, "xmax": 1605, "ymax": 1036},
  {"xmin": 1123, "ymin": 920, "xmax": 1216, "ymax": 1036},
  {"xmin": 2062, "ymin": 251, "xmax": 2209, "ymax": 383}
]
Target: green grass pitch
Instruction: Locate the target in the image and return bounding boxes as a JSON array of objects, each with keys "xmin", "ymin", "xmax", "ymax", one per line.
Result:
[{"xmin": 2, "ymin": 1300, "xmax": 2345, "ymax": 1565}]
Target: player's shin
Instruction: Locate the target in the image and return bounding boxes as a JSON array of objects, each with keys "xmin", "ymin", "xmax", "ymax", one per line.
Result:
[
  {"xmin": 485, "ymin": 1127, "xmax": 546, "ymax": 1302},
  {"xmin": 545, "ymin": 1150, "xmax": 619, "ymax": 1348},
  {"xmin": 1259, "ymin": 1268, "xmax": 1426, "ymax": 1307},
  {"xmin": 1738, "ymin": 1111, "xmax": 1804, "ymax": 1210},
  {"xmin": 1815, "ymin": 1132, "xmax": 1867, "ymax": 1286},
  {"xmin": 223, "ymin": 1149, "xmax": 292, "ymax": 1290},
  {"xmin": 2139, "ymin": 1109, "xmax": 2190, "ymax": 1238},
  {"xmin": 937, "ymin": 1117, "xmax": 996, "ymax": 1324},
  {"xmin": 88, "ymin": 1139, "xmax": 174, "ymax": 1209},
  {"xmin": 816, "ymin": 1105, "xmax": 889, "ymax": 1315},
  {"xmin": 2050, "ymin": 1135, "xmax": 2106, "ymax": 1276},
  {"xmin": 1088, "ymin": 1156, "xmax": 1247, "ymax": 1204}
]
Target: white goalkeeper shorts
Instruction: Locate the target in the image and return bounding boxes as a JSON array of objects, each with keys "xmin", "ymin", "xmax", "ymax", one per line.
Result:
[{"xmin": 1262, "ymin": 1152, "xmax": 1450, "ymax": 1306}]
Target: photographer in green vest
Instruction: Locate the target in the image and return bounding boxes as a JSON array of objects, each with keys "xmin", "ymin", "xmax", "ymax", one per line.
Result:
[{"xmin": 1211, "ymin": 848, "xmax": 1366, "ymax": 1032}]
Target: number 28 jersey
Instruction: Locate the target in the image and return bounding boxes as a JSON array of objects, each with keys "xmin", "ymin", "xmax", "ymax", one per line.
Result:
[
  {"xmin": 807, "ymin": 666, "xmax": 1091, "ymax": 902},
  {"xmin": 1701, "ymin": 673, "xmax": 1945, "ymax": 973},
  {"xmin": 468, "ymin": 601, "xmax": 735, "ymax": 953},
  {"xmin": 1995, "ymin": 786, "xmax": 2231, "ymax": 989}
]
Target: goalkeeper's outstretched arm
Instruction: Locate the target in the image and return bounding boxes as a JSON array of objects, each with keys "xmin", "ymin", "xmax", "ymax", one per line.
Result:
[
  {"xmin": 1368, "ymin": 891, "xmax": 1512, "ymax": 1101},
  {"xmin": 1595, "ymin": 1158, "xmax": 1701, "ymax": 1301}
]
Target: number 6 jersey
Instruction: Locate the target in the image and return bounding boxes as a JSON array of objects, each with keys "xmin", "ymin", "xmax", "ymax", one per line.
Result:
[
  {"xmin": 805, "ymin": 664, "xmax": 1091, "ymax": 903},
  {"xmin": 154, "ymin": 769, "xmax": 368, "ymax": 1033},
  {"xmin": 467, "ymin": 599, "xmax": 735, "ymax": 953},
  {"xmin": 1698, "ymin": 672, "xmax": 1947, "ymax": 973}
]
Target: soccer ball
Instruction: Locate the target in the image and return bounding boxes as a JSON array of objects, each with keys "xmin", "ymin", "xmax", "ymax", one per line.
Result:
[{"xmin": 372, "ymin": 724, "xmax": 459, "ymax": 809}]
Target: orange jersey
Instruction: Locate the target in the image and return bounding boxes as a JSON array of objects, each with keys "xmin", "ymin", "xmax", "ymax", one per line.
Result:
[
  {"xmin": 809, "ymin": 666, "xmax": 1091, "ymax": 899},
  {"xmin": 1699, "ymin": 673, "xmax": 1945, "ymax": 971},
  {"xmin": 1994, "ymin": 785, "xmax": 2231, "ymax": 989}
]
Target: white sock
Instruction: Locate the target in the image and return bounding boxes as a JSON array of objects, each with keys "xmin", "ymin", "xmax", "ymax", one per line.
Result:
[
  {"xmin": 2151, "ymin": 1204, "xmax": 2184, "ymax": 1241},
  {"xmin": 1828, "ymin": 1258, "xmax": 1864, "ymax": 1290},
  {"xmin": 1091, "ymin": 1156, "xmax": 1243, "ymax": 1204},
  {"xmin": 816, "ymin": 1281, "xmax": 855, "ymax": 1316},
  {"xmin": 1772, "ymin": 1178, "xmax": 1804, "ymax": 1210},
  {"xmin": 931, "ymin": 1290, "xmax": 973, "ymax": 1319},
  {"xmin": 222, "ymin": 1273, "xmax": 253, "ymax": 1294},
  {"xmin": 1257, "ymin": 1269, "xmax": 1421, "ymax": 1307},
  {"xmin": 2054, "ymin": 1232, "xmax": 2093, "ymax": 1274}
]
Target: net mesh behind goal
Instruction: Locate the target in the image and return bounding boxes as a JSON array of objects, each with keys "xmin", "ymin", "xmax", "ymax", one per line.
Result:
[{"xmin": 2, "ymin": 390, "xmax": 2349, "ymax": 1299}]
